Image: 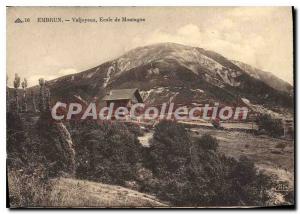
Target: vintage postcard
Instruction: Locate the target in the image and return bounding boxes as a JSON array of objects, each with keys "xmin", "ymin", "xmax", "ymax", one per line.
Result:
[{"xmin": 6, "ymin": 6, "xmax": 294, "ymax": 208}]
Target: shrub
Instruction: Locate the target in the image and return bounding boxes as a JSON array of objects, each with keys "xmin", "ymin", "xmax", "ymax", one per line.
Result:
[
  {"xmin": 145, "ymin": 120, "xmax": 276, "ymax": 207},
  {"xmin": 275, "ymin": 142, "xmax": 287, "ymax": 151},
  {"xmin": 225, "ymin": 157, "xmax": 276, "ymax": 206},
  {"xmin": 148, "ymin": 120, "xmax": 191, "ymax": 174},
  {"xmin": 7, "ymin": 112, "xmax": 26, "ymax": 168},
  {"xmin": 284, "ymin": 190, "xmax": 295, "ymax": 205},
  {"xmin": 7, "ymin": 112, "xmax": 58, "ymax": 207},
  {"xmin": 36, "ymin": 111, "xmax": 75, "ymax": 177},
  {"xmin": 124, "ymin": 122, "xmax": 144, "ymax": 137},
  {"xmin": 257, "ymin": 114, "xmax": 284, "ymax": 138},
  {"xmin": 72, "ymin": 120, "xmax": 143, "ymax": 185},
  {"xmin": 195, "ymin": 134, "xmax": 219, "ymax": 151},
  {"xmin": 8, "ymin": 167, "xmax": 52, "ymax": 208}
]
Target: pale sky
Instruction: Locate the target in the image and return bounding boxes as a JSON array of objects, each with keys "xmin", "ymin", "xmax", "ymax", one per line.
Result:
[{"xmin": 7, "ymin": 7, "xmax": 293, "ymax": 87}]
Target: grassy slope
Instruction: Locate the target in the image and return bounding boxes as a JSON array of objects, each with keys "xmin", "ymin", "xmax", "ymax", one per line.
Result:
[{"xmin": 48, "ymin": 178, "xmax": 167, "ymax": 208}]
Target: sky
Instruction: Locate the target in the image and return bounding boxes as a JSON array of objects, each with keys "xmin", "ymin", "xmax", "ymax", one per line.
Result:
[{"xmin": 7, "ymin": 7, "xmax": 293, "ymax": 87}]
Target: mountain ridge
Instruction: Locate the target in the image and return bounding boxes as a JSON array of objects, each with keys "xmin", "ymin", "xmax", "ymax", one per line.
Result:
[
  {"xmin": 231, "ymin": 60, "xmax": 293, "ymax": 94},
  {"xmin": 22, "ymin": 42, "xmax": 292, "ymax": 115}
]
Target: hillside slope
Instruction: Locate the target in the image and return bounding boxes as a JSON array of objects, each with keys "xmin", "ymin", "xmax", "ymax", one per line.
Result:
[
  {"xmin": 24, "ymin": 43, "xmax": 293, "ymax": 112},
  {"xmin": 48, "ymin": 178, "xmax": 167, "ymax": 208},
  {"xmin": 231, "ymin": 60, "xmax": 293, "ymax": 95}
]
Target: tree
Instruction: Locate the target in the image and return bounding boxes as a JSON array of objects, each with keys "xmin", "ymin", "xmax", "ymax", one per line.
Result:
[
  {"xmin": 36, "ymin": 112, "xmax": 75, "ymax": 177},
  {"xmin": 72, "ymin": 121, "xmax": 143, "ymax": 185},
  {"xmin": 31, "ymin": 90, "xmax": 37, "ymax": 112},
  {"xmin": 13, "ymin": 74, "xmax": 21, "ymax": 113},
  {"xmin": 257, "ymin": 114, "xmax": 284, "ymax": 137},
  {"xmin": 7, "ymin": 112, "xmax": 26, "ymax": 167},
  {"xmin": 148, "ymin": 120, "xmax": 191, "ymax": 174},
  {"xmin": 38, "ymin": 78, "xmax": 51, "ymax": 113},
  {"xmin": 21, "ymin": 78, "xmax": 28, "ymax": 112},
  {"xmin": 6, "ymin": 75, "xmax": 9, "ymax": 112}
]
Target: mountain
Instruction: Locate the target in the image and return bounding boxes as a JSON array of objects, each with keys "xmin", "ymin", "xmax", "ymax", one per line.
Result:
[
  {"xmin": 25, "ymin": 43, "xmax": 293, "ymax": 114},
  {"xmin": 231, "ymin": 60, "xmax": 293, "ymax": 95}
]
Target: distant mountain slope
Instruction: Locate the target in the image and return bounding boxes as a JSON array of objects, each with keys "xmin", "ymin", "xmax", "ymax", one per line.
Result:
[
  {"xmin": 24, "ymin": 43, "xmax": 293, "ymax": 113},
  {"xmin": 231, "ymin": 60, "xmax": 293, "ymax": 94}
]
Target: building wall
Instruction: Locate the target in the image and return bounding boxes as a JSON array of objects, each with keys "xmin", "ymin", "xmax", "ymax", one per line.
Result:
[{"xmin": 106, "ymin": 99, "xmax": 130, "ymax": 108}]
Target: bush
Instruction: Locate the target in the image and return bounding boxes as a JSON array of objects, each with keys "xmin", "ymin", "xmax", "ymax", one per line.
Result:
[
  {"xmin": 228, "ymin": 157, "xmax": 277, "ymax": 206},
  {"xmin": 195, "ymin": 134, "xmax": 219, "ymax": 151},
  {"xmin": 148, "ymin": 120, "xmax": 191, "ymax": 174},
  {"xmin": 8, "ymin": 167, "xmax": 52, "ymax": 208},
  {"xmin": 36, "ymin": 111, "xmax": 75, "ymax": 177},
  {"xmin": 284, "ymin": 190, "xmax": 295, "ymax": 205},
  {"xmin": 7, "ymin": 112, "xmax": 60, "ymax": 207},
  {"xmin": 72, "ymin": 120, "xmax": 143, "ymax": 185},
  {"xmin": 7, "ymin": 112, "xmax": 26, "ymax": 168},
  {"xmin": 275, "ymin": 142, "xmax": 287, "ymax": 151},
  {"xmin": 124, "ymin": 122, "xmax": 144, "ymax": 137},
  {"xmin": 257, "ymin": 114, "xmax": 284, "ymax": 138},
  {"xmin": 145, "ymin": 120, "xmax": 276, "ymax": 206}
]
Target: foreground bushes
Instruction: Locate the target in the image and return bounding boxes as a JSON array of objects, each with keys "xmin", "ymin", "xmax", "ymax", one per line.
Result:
[
  {"xmin": 145, "ymin": 120, "xmax": 277, "ymax": 206},
  {"xmin": 71, "ymin": 119, "xmax": 291, "ymax": 206},
  {"xmin": 7, "ymin": 112, "xmax": 293, "ymax": 207},
  {"xmin": 7, "ymin": 111, "xmax": 75, "ymax": 207},
  {"xmin": 37, "ymin": 112, "xmax": 75, "ymax": 177},
  {"xmin": 71, "ymin": 120, "xmax": 143, "ymax": 185},
  {"xmin": 8, "ymin": 167, "xmax": 52, "ymax": 207},
  {"xmin": 7, "ymin": 113, "xmax": 26, "ymax": 169}
]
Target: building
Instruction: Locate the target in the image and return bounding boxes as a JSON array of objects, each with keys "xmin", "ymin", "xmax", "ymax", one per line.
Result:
[{"xmin": 103, "ymin": 88, "xmax": 143, "ymax": 109}]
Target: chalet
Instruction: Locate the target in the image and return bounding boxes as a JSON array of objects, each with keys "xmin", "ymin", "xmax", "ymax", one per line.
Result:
[{"xmin": 103, "ymin": 88, "xmax": 143, "ymax": 109}]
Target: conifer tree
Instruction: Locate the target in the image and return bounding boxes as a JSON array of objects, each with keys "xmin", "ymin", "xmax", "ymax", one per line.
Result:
[{"xmin": 13, "ymin": 74, "xmax": 21, "ymax": 113}]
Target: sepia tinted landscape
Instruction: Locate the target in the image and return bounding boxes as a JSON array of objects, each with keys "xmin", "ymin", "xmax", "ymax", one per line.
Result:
[{"xmin": 6, "ymin": 7, "xmax": 294, "ymax": 208}]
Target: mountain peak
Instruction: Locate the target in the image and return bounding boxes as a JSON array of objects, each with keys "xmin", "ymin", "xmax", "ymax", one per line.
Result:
[{"xmin": 28, "ymin": 42, "xmax": 292, "ymax": 114}]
